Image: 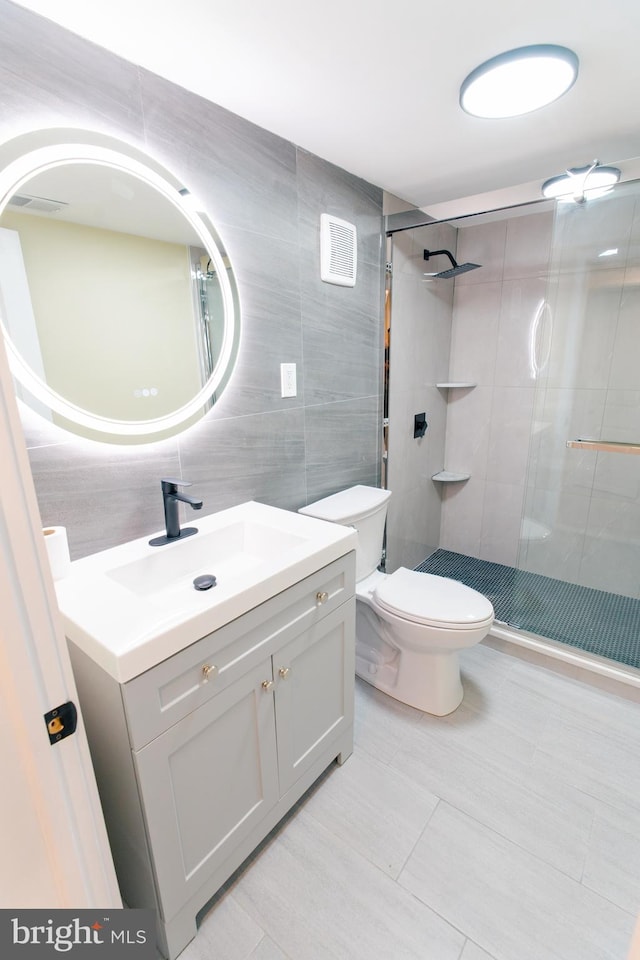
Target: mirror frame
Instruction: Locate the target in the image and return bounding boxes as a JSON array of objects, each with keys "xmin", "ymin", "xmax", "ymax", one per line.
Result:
[{"xmin": 0, "ymin": 141, "xmax": 239, "ymax": 440}]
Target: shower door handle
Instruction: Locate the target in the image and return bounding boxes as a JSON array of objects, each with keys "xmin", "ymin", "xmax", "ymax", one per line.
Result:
[{"xmin": 566, "ymin": 439, "xmax": 640, "ymax": 455}]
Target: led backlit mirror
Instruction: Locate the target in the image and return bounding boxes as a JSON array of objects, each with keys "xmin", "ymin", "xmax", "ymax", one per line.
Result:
[{"xmin": 0, "ymin": 139, "xmax": 240, "ymax": 443}]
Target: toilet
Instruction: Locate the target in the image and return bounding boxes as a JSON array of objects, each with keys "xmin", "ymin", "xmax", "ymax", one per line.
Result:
[{"xmin": 299, "ymin": 485, "xmax": 494, "ymax": 716}]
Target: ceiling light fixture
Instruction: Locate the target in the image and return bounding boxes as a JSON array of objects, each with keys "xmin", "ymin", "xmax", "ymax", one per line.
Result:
[
  {"xmin": 541, "ymin": 160, "xmax": 621, "ymax": 203},
  {"xmin": 460, "ymin": 44, "xmax": 579, "ymax": 119}
]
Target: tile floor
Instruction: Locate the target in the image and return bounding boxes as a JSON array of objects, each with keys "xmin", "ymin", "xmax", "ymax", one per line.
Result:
[
  {"xmin": 183, "ymin": 643, "xmax": 640, "ymax": 960},
  {"xmin": 416, "ymin": 549, "xmax": 640, "ymax": 669}
]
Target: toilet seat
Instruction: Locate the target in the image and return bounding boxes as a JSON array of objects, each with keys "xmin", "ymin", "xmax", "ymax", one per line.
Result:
[{"xmin": 373, "ymin": 567, "xmax": 494, "ymax": 630}]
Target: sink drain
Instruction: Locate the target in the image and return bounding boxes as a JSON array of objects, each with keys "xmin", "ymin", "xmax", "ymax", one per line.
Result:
[{"xmin": 193, "ymin": 574, "xmax": 217, "ymax": 591}]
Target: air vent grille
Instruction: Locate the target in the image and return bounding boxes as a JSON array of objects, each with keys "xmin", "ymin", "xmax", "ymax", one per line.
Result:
[
  {"xmin": 8, "ymin": 194, "xmax": 67, "ymax": 214},
  {"xmin": 320, "ymin": 213, "xmax": 357, "ymax": 286}
]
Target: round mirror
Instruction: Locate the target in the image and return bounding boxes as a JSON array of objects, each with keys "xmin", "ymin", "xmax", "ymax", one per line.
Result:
[{"xmin": 0, "ymin": 141, "xmax": 240, "ymax": 443}]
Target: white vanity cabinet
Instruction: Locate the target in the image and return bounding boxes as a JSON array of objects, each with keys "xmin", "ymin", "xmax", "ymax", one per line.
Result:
[{"xmin": 68, "ymin": 552, "xmax": 355, "ymax": 960}]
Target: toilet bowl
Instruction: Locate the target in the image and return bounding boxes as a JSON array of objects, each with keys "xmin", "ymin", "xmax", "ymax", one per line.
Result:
[{"xmin": 299, "ymin": 485, "xmax": 494, "ymax": 715}]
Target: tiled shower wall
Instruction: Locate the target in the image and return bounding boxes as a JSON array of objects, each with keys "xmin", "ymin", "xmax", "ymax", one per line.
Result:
[
  {"xmin": 385, "ymin": 220, "xmax": 456, "ymax": 572},
  {"xmin": 0, "ymin": 0, "xmax": 384, "ymax": 559},
  {"xmin": 439, "ymin": 210, "xmax": 553, "ymax": 566}
]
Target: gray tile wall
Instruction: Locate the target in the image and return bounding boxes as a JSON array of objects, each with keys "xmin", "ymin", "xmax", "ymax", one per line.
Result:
[{"xmin": 0, "ymin": 0, "xmax": 384, "ymax": 559}]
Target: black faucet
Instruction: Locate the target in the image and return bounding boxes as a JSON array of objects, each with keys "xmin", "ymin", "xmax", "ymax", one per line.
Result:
[{"xmin": 149, "ymin": 478, "xmax": 203, "ymax": 546}]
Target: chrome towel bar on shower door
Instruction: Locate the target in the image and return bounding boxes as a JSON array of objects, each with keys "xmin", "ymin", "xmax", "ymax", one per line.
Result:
[{"xmin": 566, "ymin": 439, "xmax": 640, "ymax": 455}]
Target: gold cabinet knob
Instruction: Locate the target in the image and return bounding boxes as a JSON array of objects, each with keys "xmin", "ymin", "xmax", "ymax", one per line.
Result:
[
  {"xmin": 261, "ymin": 679, "xmax": 274, "ymax": 691},
  {"xmin": 316, "ymin": 591, "xmax": 329, "ymax": 604},
  {"xmin": 201, "ymin": 664, "xmax": 218, "ymax": 683},
  {"xmin": 278, "ymin": 666, "xmax": 290, "ymax": 679}
]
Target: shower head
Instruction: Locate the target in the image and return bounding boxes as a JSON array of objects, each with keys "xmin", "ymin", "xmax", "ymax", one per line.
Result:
[
  {"xmin": 423, "ymin": 249, "xmax": 481, "ymax": 279},
  {"xmin": 434, "ymin": 261, "xmax": 482, "ymax": 279}
]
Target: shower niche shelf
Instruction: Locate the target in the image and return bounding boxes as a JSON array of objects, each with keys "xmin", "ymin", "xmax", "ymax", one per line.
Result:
[
  {"xmin": 432, "ymin": 471, "xmax": 471, "ymax": 483},
  {"xmin": 436, "ymin": 382, "xmax": 477, "ymax": 390}
]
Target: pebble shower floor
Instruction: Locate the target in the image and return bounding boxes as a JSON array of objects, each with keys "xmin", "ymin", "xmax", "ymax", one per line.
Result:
[{"xmin": 415, "ymin": 549, "xmax": 640, "ymax": 670}]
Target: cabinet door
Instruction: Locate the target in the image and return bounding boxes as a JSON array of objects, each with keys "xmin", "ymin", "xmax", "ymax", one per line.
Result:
[
  {"xmin": 274, "ymin": 599, "xmax": 355, "ymax": 796},
  {"xmin": 133, "ymin": 658, "xmax": 278, "ymax": 920}
]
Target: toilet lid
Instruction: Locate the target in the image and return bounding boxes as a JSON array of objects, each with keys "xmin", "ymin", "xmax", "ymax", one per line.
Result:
[
  {"xmin": 373, "ymin": 568, "xmax": 494, "ymax": 629},
  {"xmin": 299, "ymin": 485, "xmax": 391, "ymax": 524}
]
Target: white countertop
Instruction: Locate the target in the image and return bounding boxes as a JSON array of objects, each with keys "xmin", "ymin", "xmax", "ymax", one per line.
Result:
[{"xmin": 55, "ymin": 501, "xmax": 356, "ymax": 683}]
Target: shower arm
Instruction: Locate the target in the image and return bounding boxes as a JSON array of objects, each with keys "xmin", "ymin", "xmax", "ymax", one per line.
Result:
[{"xmin": 423, "ymin": 249, "xmax": 458, "ymax": 269}]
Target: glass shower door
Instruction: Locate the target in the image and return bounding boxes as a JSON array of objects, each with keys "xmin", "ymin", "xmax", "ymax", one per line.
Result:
[{"xmin": 514, "ymin": 178, "xmax": 640, "ymax": 667}]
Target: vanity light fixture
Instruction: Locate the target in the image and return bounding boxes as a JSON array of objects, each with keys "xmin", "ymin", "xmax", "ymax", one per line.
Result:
[
  {"xmin": 460, "ymin": 44, "xmax": 579, "ymax": 119},
  {"xmin": 541, "ymin": 160, "xmax": 621, "ymax": 203}
]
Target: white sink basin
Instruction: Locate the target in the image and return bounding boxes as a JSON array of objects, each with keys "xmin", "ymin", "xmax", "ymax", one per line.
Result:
[
  {"xmin": 107, "ymin": 519, "xmax": 307, "ymax": 596},
  {"xmin": 55, "ymin": 500, "xmax": 356, "ymax": 682}
]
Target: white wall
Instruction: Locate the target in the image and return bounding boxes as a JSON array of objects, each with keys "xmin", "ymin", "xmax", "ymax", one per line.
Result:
[{"xmin": 3, "ymin": 211, "xmax": 200, "ymax": 424}]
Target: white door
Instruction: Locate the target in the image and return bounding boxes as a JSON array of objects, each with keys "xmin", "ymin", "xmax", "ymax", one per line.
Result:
[{"xmin": 0, "ymin": 328, "xmax": 120, "ymax": 908}]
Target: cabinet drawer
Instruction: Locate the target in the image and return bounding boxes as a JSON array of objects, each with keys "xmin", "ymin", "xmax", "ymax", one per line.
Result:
[{"xmin": 122, "ymin": 551, "xmax": 355, "ymax": 749}]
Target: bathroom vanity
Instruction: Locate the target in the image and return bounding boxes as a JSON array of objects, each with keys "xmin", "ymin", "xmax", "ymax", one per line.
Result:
[{"xmin": 56, "ymin": 502, "xmax": 356, "ymax": 959}]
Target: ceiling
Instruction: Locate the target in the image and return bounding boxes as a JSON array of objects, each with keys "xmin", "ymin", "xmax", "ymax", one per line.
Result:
[
  {"xmin": 5, "ymin": 164, "xmax": 202, "ymax": 244},
  {"xmin": 12, "ymin": 0, "xmax": 640, "ymax": 216}
]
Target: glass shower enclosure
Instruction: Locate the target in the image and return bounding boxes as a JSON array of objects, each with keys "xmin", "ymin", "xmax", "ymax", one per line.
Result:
[{"xmin": 386, "ymin": 176, "xmax": 640, "ymax": 673}]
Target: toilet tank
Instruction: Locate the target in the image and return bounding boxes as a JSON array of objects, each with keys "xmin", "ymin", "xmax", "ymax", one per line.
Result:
[{"xmin": 299, "ymin": 485, "xmax": 392, "ymax": 581}]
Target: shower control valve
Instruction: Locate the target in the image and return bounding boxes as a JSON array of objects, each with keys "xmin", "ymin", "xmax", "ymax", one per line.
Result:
[{"xmin": 414, "ymin": 413, "xmax": 428, "ymax": 439}]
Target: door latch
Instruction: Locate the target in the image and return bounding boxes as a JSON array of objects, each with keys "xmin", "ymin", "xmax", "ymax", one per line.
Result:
[{"xmin": 44, "ymin": 701, "xmax": 77, "ymax": 745}]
